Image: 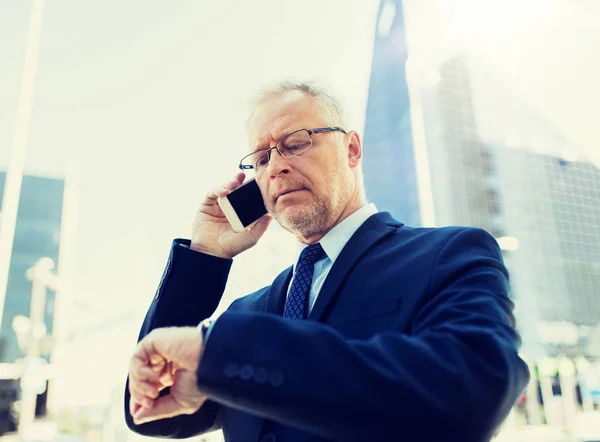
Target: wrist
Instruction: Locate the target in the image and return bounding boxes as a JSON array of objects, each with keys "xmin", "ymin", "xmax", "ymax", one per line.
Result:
[
  {"xmin": 189, "ymin": 242, "xmax": 233, "ymax": 259},
  {"xmin": 177, "ymin": 327, "xmax": 205, "ymax": 372}
]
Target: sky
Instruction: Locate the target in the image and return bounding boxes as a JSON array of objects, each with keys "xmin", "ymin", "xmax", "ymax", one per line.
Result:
[{"xmin": 1, "ymin": 0, "xmax": 599, "ymax": 407}]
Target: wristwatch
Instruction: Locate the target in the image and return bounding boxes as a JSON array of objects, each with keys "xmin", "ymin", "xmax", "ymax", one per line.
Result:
[{"xmin": 198, "ymin": 318, "xmax": 214, "ymax": 341}]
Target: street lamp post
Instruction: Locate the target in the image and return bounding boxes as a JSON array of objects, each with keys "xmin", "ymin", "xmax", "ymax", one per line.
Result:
[{"xmin": 16, "ymin": 257, "xmax": 59, "ymax": 438}]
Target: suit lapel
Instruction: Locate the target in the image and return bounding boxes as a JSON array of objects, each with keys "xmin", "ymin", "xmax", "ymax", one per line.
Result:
[
  {"xmin": 308, "ymin": 212, "xmax": 402, "ymax": 322},
  {"xmin": 265, "ymin": 266, "xmax": 293, "ymax": 315}
]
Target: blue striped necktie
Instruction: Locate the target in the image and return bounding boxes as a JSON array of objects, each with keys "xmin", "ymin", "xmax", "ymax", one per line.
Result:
[{"xmin": 283, "ymin": 243, "xmax": 325, "ymax": 319}]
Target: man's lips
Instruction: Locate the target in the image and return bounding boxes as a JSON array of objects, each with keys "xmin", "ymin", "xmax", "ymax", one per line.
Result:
[{"xmin": 274, "ymin": 188, "xmax": 305, "ymax": 201}]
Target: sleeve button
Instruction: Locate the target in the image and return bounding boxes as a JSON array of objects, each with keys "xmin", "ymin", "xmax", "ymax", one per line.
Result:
[
  {"xmin": 239, "ymin": 364, "xmax": 254, "ymax": 381},
  {"xmin": 254, "ymin": 367, "xmax": 269, "ymax": 384},
  {"xmin": 268, "ymin": 371, "xmax": 284, "ymax": 388},
  {"xmin": 223, "ymin": 363, "xmax": 239, "ymax": 378}
]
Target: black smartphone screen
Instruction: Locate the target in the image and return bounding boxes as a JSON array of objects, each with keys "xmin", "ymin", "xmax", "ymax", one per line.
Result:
[{"xmin": 227, "ymin": 179, "xmax": 268, "ymax": 227}]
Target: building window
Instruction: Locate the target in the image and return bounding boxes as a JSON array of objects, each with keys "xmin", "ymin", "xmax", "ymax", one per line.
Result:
[
  {"xmin": 486, "ymin": 188, "xmax": 500, "ymax": 214},
  {"xmin": 481, "ymin": 149, "xmax": 494, "ymax": 174}
]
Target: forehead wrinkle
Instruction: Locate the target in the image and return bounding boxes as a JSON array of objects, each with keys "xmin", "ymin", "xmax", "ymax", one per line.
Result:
[
  {"xmin": 248, "ymin": 94, "xmax": 321, "ymax": 153},
  {"xmin": 252, "ymin": 115, "xmax": 297, "ymax": 152}
]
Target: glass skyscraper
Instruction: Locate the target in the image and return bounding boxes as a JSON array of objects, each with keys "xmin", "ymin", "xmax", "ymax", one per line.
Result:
[
  {"xmin": 0, "ymin": 172, "xmax": 65, "ymax": 363},
  {"xmin": 417, "ymin": 56, "xmax": 600, "ymax": 358},
  {"xmin": 362, "ymin": 0, "xmax": 419, "ymax": 226},
  {"xmin": 491, "ymin": 145, "xmax": 600, "ymax": 356}
]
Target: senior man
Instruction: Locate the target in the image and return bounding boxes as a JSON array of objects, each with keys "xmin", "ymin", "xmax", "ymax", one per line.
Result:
[{"xmin": 125, "ymin": 80, "xmax": 529, "ymax": 442}]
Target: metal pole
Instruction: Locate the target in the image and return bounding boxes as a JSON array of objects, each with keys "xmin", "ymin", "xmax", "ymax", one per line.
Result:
[
  {"xmin": 539, "ymin": 374, "xmax": 556, "ymax": 425},
  {"xmin": 557, "ymin": 355, "xmax": 578, "ymax": 434},
  {"xmin": 525, "ymin": 360, "xmax": 543, "ymax": 425},
  {"xmin": 0, "ymin": 0, "xmax": 46, "ymax": 330},
  {"xmin": 18, "ymin": 266, "xmax": 47, "ymax": 437}
]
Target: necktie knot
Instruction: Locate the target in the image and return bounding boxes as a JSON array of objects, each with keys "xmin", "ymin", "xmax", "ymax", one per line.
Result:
[{"xmin": 298, "ymin": 242, "xmax": 326, "ymax": 267}]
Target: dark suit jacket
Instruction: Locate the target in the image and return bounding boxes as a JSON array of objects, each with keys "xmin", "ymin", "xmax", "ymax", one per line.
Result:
[{"xmin": 125, "ymin": 212, "xmax": 529, "ymax": 442}]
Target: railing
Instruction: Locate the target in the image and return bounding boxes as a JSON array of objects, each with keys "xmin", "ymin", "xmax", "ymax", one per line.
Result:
[{"xmin": 495, "ymin": 355, "xmax": 600, "ymax": 442}]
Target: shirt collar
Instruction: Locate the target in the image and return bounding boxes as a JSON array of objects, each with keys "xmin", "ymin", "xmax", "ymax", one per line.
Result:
[{"xmin": 293, "ymin": 203, "xmax": 378, "ymax": 268}]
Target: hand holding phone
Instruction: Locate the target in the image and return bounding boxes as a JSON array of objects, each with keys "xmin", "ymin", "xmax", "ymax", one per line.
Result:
[{"xmin": 190, "ymin": 173, "xmax": 271, "ymax": 259}]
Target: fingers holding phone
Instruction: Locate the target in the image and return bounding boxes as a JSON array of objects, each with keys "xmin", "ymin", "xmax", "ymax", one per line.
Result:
[{"xmin": 191, "ymin": 174, "xmax": 271, "ymax": 259}]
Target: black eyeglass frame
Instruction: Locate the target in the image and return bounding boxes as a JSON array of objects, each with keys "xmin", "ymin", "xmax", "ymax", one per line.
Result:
[{"xmin": 239, "ymin": 126, "xmax": 347, "ymax": 171}]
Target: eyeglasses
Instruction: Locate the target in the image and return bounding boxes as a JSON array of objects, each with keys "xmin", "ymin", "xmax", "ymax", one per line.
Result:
[{"xmin": 239, "ymin": 127, "xmax": 347, "ymax": 174}]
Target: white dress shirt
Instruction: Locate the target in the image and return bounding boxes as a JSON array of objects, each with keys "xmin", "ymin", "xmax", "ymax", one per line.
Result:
[{"xmin": 287, "ymin": 203, "xmax": 378, "ymax": 313}]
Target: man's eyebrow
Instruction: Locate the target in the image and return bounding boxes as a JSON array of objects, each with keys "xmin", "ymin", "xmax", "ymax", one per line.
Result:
[
  {"xmin": 251, "ymin": 129, "xmax": 294, "ymax": 153},
  {"xmin": 251, "ymin": 143, "xmax": 270, "ymax": 154}
]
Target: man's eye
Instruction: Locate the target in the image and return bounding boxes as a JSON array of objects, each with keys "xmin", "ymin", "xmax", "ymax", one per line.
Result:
[
  {"xmin": 283, "ymin": 141, "xmax": 310, "ymax": 153},
  {"xmin": 255, "ymin": 153, "xmax": 269, "ymax": 167}
]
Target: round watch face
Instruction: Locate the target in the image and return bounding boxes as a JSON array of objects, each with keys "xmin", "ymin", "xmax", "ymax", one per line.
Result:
[{"xmin": 200, "ymin": 319, "xmax": 213, "ymax": 338}]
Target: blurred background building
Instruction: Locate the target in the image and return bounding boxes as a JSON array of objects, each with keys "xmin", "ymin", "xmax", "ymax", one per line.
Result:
[
  {"xmin": 0, "ymin": 172, "xmax": 64, "ymax": 363},
  {"xmin": 0, "ymin": 171, "xmax": 76, "ymax": 435},
  {"xmin": 362, "ymin": 0, "xmax": 419, "ymax": 227},
  {"xmin": 362, "ymin": 2, "xmax": 600, "ymax": 436},
  {"xmin": 362, "ymin": 0, "xmax": 600, "ymax": 364}
]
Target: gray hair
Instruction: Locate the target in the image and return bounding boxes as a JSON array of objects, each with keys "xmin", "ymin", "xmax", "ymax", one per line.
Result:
[{"xmin": 247, "ymin": 79, "xmax": 347, "ymax": 128}]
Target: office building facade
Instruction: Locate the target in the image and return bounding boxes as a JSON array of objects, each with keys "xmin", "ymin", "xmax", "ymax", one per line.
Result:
[
  {"xmin": 363, "ymin": 0, "xmax": 600, "ymax": 358},
  {"xmin": 0, "ymin": 172, "xmax": 65, "ymax": 363},
  {"xmin": 362, "ymin": 0, "xmax": 419, "ymax": 226}
]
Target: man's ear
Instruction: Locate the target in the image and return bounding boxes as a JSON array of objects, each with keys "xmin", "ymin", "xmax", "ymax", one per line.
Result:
[{"xmin": 346, "ymin": 131, "xmax": 362, "ymax": 169}]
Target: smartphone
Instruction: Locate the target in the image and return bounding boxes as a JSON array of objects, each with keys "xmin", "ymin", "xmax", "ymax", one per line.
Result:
[{"xmin": 218, "ymin": 178, "xmax": 268, "ymax": 232}]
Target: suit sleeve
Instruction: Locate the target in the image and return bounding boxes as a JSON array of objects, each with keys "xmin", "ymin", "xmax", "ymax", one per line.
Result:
[
  {"xmin": 124, "ymin": 239, "xmax": 232, "ymax": 439},
  {"xmin": 195, "ymin": 228, "xmax": 530, "ymax": 442}
]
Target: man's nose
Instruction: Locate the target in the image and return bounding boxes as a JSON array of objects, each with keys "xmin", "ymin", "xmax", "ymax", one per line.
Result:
[{"xmin": 267, "ymin": 148, "xmax": 290, "ymax": 178}]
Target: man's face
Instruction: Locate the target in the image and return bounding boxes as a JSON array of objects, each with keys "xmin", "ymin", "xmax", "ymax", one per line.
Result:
[{"xmin": 247, "ymin": 91, "xmax": 357, "ymax": 239}]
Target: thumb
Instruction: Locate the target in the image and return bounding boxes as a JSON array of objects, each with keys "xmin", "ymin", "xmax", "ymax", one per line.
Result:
[{"xmin": 133, "ymin": 395, "xmax": 193, "ymax": 425}]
